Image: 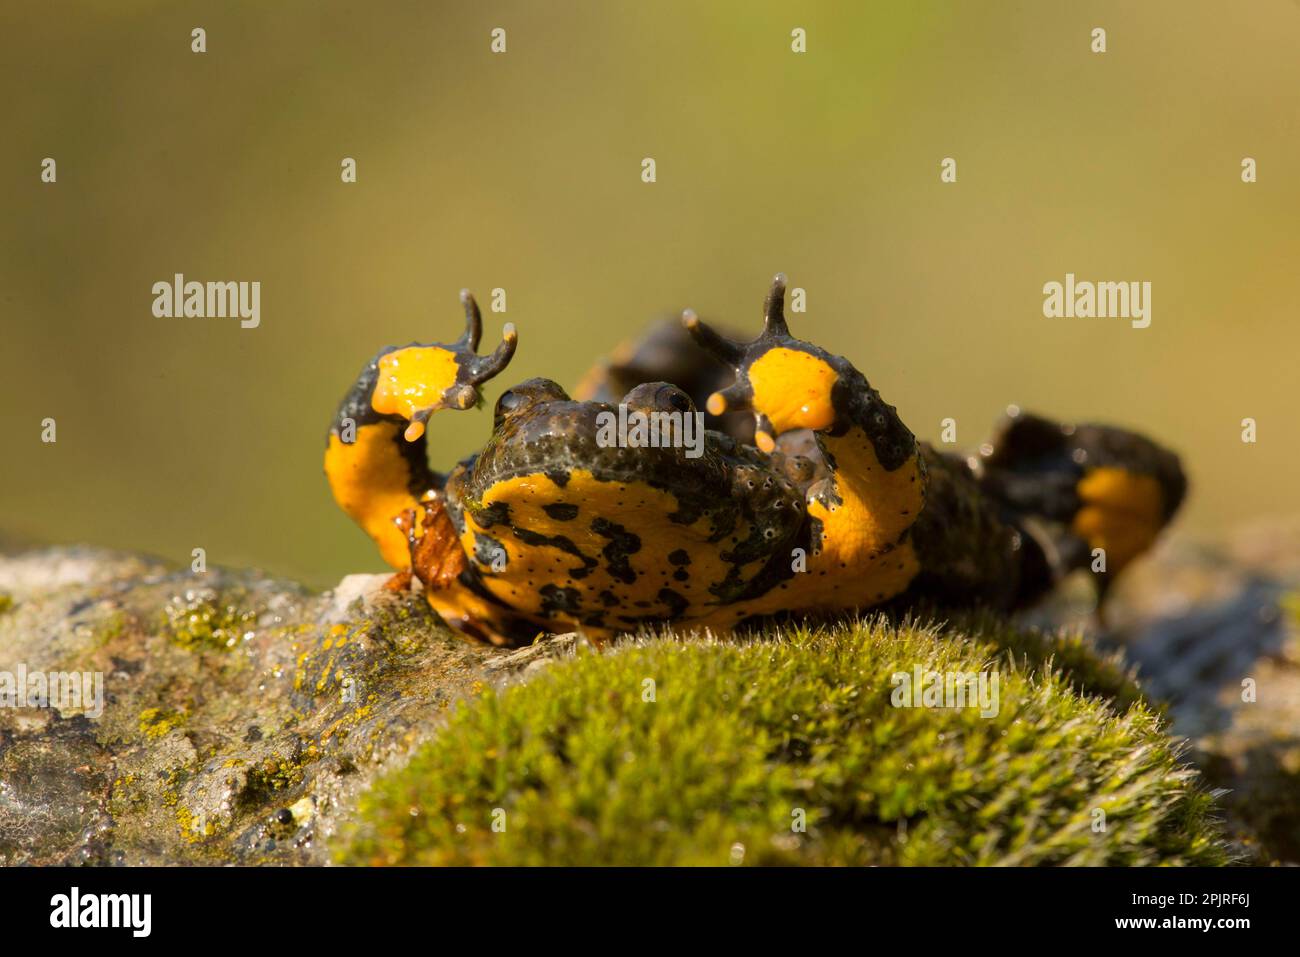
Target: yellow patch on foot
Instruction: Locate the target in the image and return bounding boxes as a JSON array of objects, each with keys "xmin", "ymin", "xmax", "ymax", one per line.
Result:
[
  {"xmin": 1071, "ymin": 467, "xmax": 1165, "ymax": 573},
  {"xmin": 371, "ymin": 346, "xmax": 462, "ymax": 420},
  {"xmin": 748, "ymin": 347, "xmax": 838, "ymax": 433}
]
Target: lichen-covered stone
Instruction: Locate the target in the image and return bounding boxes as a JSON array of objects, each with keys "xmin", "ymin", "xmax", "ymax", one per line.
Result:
[{"xmin": 0, "ymin": 547, "xmax": 573, "ymax": 865}]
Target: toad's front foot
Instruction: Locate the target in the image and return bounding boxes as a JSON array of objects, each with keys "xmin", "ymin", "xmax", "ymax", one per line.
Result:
[{"xmin": 371, "ymin": 290, "xmax": 518, "ymax": 443}]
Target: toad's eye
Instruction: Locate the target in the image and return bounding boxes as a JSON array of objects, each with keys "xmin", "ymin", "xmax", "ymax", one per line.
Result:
[
  {"xmin": 622, "ymin": 381, "xmax": 696, "ymax": 416},
  {"xmin": 492, "ymin": 377, "xmax": 571, "ymax": 429},
  {"xmin": 664, "ymin": 387, "xmax": 692, "ymax": 414},
  {"xmin": 494, "ymin": 388, "xmax": 529, "ymax": 427}
]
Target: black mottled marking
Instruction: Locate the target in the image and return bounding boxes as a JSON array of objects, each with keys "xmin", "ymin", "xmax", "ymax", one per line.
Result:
[
  {"xmin": 807, "ymin": 515, "xmax": 827, "ymax": 556},
  {"xmin": 329, "ymin": 352, "xmax": 391, "ymax": 435},
  {"xmin": 473, "ymin": 534, "xmax": 507, "ymax": 571},
  {"xmin": 539, "ymin": 584, "xmax": 583, "ymax": 615},
  {"xmin": 666, "ymin": 498, "xmax": 710, "ymax": 527},
  {"xmin": 825, "ymin": 359, "xmax": 916, "ymax": 472},
  {"xmin": 511, "ymin": 527, "xmax": 598, "ymax": 579},
  {"xmin": 467, "ymin": 499, "xmax": 511, "ymax": 529},
  {"xmin": 667, "ymin": 549, "xmax": 691, "ymax": 566},
  {"xmin": 673, "ymin": 568, "xmax": 689, "ymax": 583},
  {"xmin": 657, "ymin": 588, "xmax": 688, "ymax": 617},
  {"xmin": 597, "ymin": 589, "xmax": 620, "ymax": 607},
  {"xmin": 709, "ymin": 521, "xmax": 814, "ymax": 605},
  {"xmin": 543, "ymin": 503, "xmax": 580, "ymax": 521},
  {"xmin": 544, "ymin": 468, "xmax": 571, "ymax": 488},
  {"xmin": 590, "ymin": 517, "xmax": 642, "ymax": 585}
]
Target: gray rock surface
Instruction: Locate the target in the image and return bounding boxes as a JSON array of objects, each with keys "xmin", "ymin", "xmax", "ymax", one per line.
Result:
[{"xmin": 0, "ymin": 547, "xmax": 577, "ymax": 865}]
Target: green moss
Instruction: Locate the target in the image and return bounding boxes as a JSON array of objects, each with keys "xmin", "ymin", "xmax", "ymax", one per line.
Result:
[
  {"xmin": 0, "ymin": 592, "xmax": 12, "ymax": 614},
  {"xmin": 161, "ymin": 590, "xmax": 257, "ymax": 653},
  {"xmin": 338, "ymin": 617, "xmax": 1227, "ymax": 866},
  {"xmin": 949, "ymin": 609, "xmax": 1149, "ymax": 713}
]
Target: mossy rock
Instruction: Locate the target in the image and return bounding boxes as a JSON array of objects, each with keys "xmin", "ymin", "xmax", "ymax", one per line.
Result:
[
  {"xmin": 0, "ymin": 547, "xmax": 508, "ymax": 865},
  {"xmin": 339, "ymin": 616, "xmax": 1228, "ymax": 866},
  {"xmin": 0, "ymin": 546, "xmax": 1238, "ymax": 865}
]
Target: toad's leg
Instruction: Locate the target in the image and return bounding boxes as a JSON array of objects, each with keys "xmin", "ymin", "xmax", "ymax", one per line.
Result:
[
  {"xmin": 324, "ymin": 290, "xmax": 516, "ymax": 571},
  {"xmin": 684, "ymin": 275, "xmax": 1028, "ymax": 615},
  {"xmin": 325, "ymin": 290, "xmax": 537, "ymax": 645},
  {"xmin": 971, "ymin": 408, "xmax": 1187, "ymax": 612}
]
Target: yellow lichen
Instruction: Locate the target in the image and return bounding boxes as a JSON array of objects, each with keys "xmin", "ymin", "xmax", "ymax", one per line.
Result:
[{"xmin": 138, "ymin": 707, "xmax": 185, "ymax": 740}]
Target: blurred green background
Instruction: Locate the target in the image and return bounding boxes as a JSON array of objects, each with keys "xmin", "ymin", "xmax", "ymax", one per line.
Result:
[{"xmin": 2, "ymin": 1, "xmax": 1297, "ymax": 588}]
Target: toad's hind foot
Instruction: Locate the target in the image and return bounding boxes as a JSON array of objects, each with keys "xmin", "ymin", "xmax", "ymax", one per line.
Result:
[{"xmin": 972, "ymin": 407, "xmax": 1187, "ymax": 609}]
